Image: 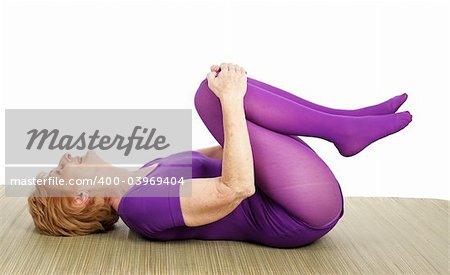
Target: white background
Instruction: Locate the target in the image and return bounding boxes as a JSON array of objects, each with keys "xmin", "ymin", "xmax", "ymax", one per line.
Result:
[{"xmin": 1, "ymin": 0, "xmax": 449, "ymax": 199}]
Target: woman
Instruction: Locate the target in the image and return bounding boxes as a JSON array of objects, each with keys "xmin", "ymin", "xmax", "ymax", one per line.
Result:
[{"xmin": 28, "ymin": 63, "xmax": 412, "ymax": 248}]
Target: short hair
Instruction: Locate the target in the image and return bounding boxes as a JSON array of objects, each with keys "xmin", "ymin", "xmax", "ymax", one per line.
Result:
[{"xmin": 27, "ymin": 172, "xmax": 119, "ymax": 236}]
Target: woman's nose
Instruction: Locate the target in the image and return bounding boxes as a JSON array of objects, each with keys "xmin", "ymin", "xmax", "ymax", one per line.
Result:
[{"xmin": 58, "ymin": 153, "xmax": 71, "ymax": 168}]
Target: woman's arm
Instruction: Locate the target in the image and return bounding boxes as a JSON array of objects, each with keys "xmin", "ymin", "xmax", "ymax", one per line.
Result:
[
  {"xmin": 218, "ymin": 88, "xmax": 255, "ymax": 195},
  {"xmin": 180, "ymin": 63, "xmax": 255, "ymax": 227}
]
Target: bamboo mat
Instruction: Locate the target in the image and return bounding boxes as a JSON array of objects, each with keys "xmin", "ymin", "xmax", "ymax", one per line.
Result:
[{"xmin": 0, "ymin": 187, "xmax": 448, "ymax": 274}]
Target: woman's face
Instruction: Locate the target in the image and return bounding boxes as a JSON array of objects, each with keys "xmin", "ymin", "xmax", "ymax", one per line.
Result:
[
  {"xmin": 48, "ymin": 150, "xmax": 109, "ymax": 197},
  {"xmin": 49, "ymin": 150, "xmax": 105, "ymax": 179}
]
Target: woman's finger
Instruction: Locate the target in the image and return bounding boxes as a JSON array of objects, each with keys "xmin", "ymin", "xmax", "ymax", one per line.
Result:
[
  {"xmin": 206, "ymin": 71, "xmax": 216, "ymax": 83},
  {"xmin": 220, "ymin": 63, "xmax": 230, "ymax": 72},
  {"xmin": 210, "ymin": 65, "xmax": 220, "ymax": 72}
]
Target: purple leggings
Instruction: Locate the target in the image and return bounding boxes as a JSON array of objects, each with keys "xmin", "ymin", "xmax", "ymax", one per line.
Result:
[{"xmin": 194, "ymin": 77, "xmax": 412, "ymax": 228}]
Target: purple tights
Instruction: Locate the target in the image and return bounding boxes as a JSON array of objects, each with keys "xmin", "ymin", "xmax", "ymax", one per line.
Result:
[{"xmin": 194, "ymin": 77, "xmax": 412, "ymax": 229}]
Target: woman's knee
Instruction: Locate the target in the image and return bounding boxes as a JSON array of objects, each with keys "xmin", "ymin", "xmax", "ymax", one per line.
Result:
[
  {"xmin": 194, "ymin": 78, "xmax": 210, "ymax": 108},
  {"xmin": 194, "ymin": 78, "xmax": 220, "ymax": 113}
]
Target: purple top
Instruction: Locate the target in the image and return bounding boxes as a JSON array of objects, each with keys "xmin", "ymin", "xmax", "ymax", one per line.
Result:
[{"xmin": 118, "ymin": 151, "xmax": 342, "ymax": 248}]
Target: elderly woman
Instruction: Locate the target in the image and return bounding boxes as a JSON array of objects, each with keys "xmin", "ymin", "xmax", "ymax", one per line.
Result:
[{"xmin": 28, "ymin": 63, "xmax": 412, "ymax": 248}]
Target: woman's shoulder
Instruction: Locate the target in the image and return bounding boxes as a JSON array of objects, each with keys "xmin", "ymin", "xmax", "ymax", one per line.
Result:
[
  {"xmin": 156, "ymin": 150, "xmax": 206, "ymax": 164},
  {"xmin": 118, "ymin": 187, "xmax": 184, "ymax": 237}
]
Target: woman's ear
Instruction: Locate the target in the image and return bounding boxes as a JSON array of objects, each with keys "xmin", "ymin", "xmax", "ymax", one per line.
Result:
[{"xmin": 72, "ymin": 191, "xmax": 90, "ymax": 205}]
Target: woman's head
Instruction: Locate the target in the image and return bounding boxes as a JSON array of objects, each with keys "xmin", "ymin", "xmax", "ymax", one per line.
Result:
[{"xmin": 27, "ymin": 150, "xmax": 119, "ymax": 236}]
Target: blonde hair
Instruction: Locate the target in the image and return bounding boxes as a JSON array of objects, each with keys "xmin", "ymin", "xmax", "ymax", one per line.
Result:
[{"xmin": 27, "ymin": 172, "xmax": 119, "ymax": 236}]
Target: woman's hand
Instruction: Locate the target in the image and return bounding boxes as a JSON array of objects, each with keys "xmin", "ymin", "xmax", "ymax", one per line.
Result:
[{"xmin": 206, "ymin": 63, "xmax": 247, "ymax": 102}]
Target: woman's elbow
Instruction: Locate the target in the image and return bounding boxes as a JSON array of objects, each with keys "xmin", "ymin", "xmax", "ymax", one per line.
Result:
[
  {"xmin": 242, "ymin": 185, "xmax": 256, "ymax": 198},
  {"xmin": 219, "ymin": 177, "xmax": 255, "ymax": 199},
  {"xmin": 234, "ymin": 179, "xmax": 256, "ymax": 199}
]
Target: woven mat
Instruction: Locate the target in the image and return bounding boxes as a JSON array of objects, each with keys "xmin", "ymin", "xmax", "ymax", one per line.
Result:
[{"xmin": 1, "ymin": 187, "xmax": 448, "ymax": 274}]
